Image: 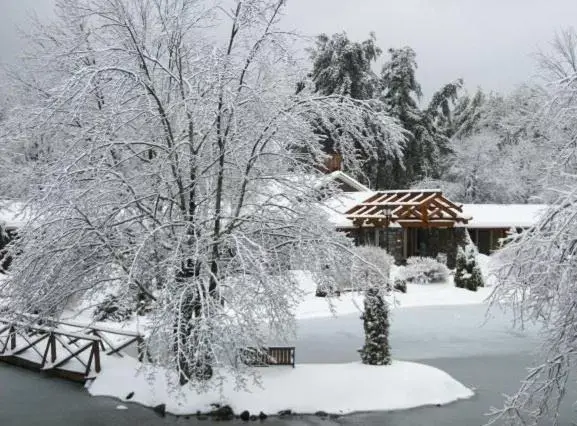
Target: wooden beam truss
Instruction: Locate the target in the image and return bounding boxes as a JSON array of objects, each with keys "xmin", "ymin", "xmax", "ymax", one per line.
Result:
[{"xmin": 346, "ymin": 190, "xmax": 470, "ymax": 228}]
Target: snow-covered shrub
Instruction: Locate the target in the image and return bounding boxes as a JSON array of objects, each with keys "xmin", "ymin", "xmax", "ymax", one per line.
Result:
[
  {"xmin": 93, "ymin": 294, "xmax": 133, "ymax": 322},
  {"xmin": 359, "ymin": 287, "xmax": 391, "ymax": 365},
  {"xmin": 398, "ymin": 257, "xmax": 449, "ymax": 284},
  {"xmin": 436, "ymin": 252, "xmax": 447, "ymax": 265},
  {"xmin": 455, "ymin": 238, "xmax": 485, "ymax": 292},
  {"xmin": 393, "ymin": 278, "xmax": 407, "ymax": 293},
  {"xmin": 314, "ymin": 263, "xmax": 341, "ymax": 297},
  {"xmin": 351, "ymin": 246, "xmax": 394, "ymax": 291}
]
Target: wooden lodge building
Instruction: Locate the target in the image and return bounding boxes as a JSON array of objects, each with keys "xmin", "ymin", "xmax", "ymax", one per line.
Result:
[
  {"xmin": 0, "ymin": 169, "xmax": 547, "ymax": 271},
  {"xmin": 323, "ymin": 173, "xmax": 546, "ymax": 268}
]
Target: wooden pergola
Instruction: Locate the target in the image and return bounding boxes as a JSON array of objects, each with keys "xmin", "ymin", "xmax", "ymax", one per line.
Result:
[{"xmin": 346, "ymin": 190, "xmax": 470, "ymax": 228}]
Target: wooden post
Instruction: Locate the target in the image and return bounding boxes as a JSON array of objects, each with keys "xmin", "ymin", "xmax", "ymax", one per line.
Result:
[
  {"xmin": 9, "ymin": 326, "xmax": 16, "ymax": 350},
  {"xmin": 93, "ymin": 341, "xmax": 101, "ymax": 373},
  {"xmin": 137, "ymin": 336, "xmax": 144, "ymax": 362},
  {"xmin": 50, "ymin": 333, "xmax": 57, "ymax": 363}
]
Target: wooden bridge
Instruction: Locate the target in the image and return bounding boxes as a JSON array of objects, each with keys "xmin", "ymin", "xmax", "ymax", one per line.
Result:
[{"xmin": 0, "ymin": 314, "xmax": 145, "ymax": 382}]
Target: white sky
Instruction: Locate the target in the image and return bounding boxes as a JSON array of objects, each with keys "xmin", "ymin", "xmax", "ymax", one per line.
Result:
[{"xmin": 1, "ymin": 0, "xmax": 577, "ymax": 97}]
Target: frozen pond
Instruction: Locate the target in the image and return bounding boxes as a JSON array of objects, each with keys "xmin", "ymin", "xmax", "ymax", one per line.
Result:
[{"xmin": 2, "ymin": 304, "xmax": 577, "ymax": 425}]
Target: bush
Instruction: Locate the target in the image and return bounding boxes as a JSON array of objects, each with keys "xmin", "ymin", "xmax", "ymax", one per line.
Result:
[
  {"xmin": 314, "ymin": 267, "xmax": 339, "ymax": 297},
  {"xmin": 350, "ymin": 246, "xmax": 394, "ymax": 291},
  {"xmin": 393, "ymin": 278, "xmax": 407, "ymax": 293},
  {"xmin": 93, "ymin": 294, "xmax": 133, "ymax": 322},
  {"xmin": 398, "ymin": 257, "xmax": 449, "ymax": 284},
  {"xmin": 455, "ymin": 239, "xmax": 485, "ymax": 292}
]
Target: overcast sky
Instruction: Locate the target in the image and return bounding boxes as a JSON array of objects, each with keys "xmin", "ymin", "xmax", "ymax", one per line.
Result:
[{"xmin": 1, "ymin": 0, "xmax": 577, "ymax": 97}]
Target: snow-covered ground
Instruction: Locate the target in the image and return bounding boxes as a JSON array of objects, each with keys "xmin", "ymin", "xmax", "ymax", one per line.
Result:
[
  {"xmin": 295, "ymin": 256, "xmax": 497, "ymax": 319},
  {"xmin": 88, "ymin": 355, "xmax": 473, "ymax": 415},
  {"xmin": 2, "ymin": 255, "xmax": 503, "ymax": 416},
  {"xmin": 296, "ymin": 282, "xmax": 492, "ymax": 319}
]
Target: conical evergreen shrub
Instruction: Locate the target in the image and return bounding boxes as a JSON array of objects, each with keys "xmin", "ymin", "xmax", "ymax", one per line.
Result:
[
  {"xmin": 359, "ymin": 287, "xmax": 391, "ymax": 365},
  {"xmin": 455, "ymin": 233, "xmax": 485, "ymax": 292}
]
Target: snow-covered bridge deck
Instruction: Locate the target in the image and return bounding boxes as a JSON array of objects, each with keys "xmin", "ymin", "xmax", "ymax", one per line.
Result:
[{"xmin": 0, "ymin": 315, "xmax": 145, "ymax": 381}]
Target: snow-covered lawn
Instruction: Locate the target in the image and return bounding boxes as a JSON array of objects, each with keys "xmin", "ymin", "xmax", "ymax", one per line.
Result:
[
  {"xmin": 294, "ymin": 261, "xmax": 496, "ymax": 320},
  {"xmin": 88, "ymin": 355, "xmax": 473, "ymax": 415},
  {"xmin": 296, "ymin": 282, "xmax": 492, "ymax": 319}
]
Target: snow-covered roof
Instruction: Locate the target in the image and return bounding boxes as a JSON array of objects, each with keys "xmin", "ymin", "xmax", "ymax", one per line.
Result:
[
  {"xmin": 346, "ymin": 190, "xmax": 471, "ymax": 228},
  {"xmin": 459, "ymin": 204, "xmax": 548, "ymax": 229},
  {"xmin": 0, "ymin": 201, "xmax": 28, "ymax": 229},
  {"xmin": 314, "ymin": 171, "xmax": 370, "ymax": 192},
  {"xmin": 323, "ymin": 191, "xmax": 377, "ymax": 228},
  {"xmin": 324, "ymin": 191, "xmax": 549, "ymax": 230}
]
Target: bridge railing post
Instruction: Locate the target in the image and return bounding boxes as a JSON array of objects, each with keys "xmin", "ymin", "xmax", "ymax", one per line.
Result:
[
  {"xmin": 93, "ymin": 341, "xmax": 101, "ymax": 373},
  {"xmin": 9, "ymin": 325, "xmax": 16, "ymax": 351}
]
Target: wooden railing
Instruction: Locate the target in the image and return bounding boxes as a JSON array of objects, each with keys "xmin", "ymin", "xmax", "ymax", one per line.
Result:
[{"xmin": 0, "ymin": 314, "xmax": 147, "ymax": 381}]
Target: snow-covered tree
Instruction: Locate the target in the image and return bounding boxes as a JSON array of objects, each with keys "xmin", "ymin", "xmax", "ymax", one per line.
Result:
[
  {"xmin": 0, "ymin": 0, "xmax": 403, "ymax": 388},
  {"xmin": 378, "ymin": 47, "xmax": 459, "ymax": 188},
  {"xmin": 487, "ymin": 29, "xmax": 577, "ymax": 424},
  {"xmin": 307, "ymin": 32, "xmax": 381, "ymax": 100},
  {"xmin": 450, "ymin": 89, "xmax": 486, "ymax": 139},
  {"xmin": 359, "ymin": 287, "xmax": 391, "ymax": 365},
  {"xmin": 305, "ymin": 32, "xmax": 404, "ymax": 188}
]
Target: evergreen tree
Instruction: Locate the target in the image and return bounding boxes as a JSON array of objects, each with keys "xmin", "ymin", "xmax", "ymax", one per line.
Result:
[
  {"xmin": 359, "ymin": 287, "xmax": 391, "ymax": 365},
  {"xmin": 426, "ymin": 79, "xmax": 463, "ymax": 138},
  {"xmin": 308, "ymin": 32, "xmax": 381, "ymax": 99},
  {"xmin": 454, "ymin": 246, "xmax": 467, "ymax": 289},
  {"xmin": 306, "ymin": 32, "xmax": 403, "ymax": 181},
  {"xmin": 450, "ymin": 89, "xmax": 485, "ymax": 139},
  {"xmin": 379, "ymin": 47, "xmax": 458, "ymax": 188}
]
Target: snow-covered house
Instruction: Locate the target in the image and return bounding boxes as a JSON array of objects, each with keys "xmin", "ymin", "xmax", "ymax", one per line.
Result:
[{"xmin": 324, "ymin": 180, "xmax": 547, "ymax": 267}]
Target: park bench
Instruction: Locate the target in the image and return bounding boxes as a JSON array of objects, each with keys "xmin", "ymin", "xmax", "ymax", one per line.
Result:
[{"xmin": 240, "ymin": 346, "xmax": 295, "ymax": 368}]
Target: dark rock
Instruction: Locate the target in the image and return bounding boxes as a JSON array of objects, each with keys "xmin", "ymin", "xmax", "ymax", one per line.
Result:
[
  {"xmin": 258, "ymin": 411, "xmax": 268, "ymax": 420},
  {"xmin": 153, "ymin": 404, "xmax": 166, "ymax": 417},
  {"xmin": 278, "ymin": 409, "xmax": 292, "ymax": 417},
  {"xmin": 436, "ymin": 404, "xmax": 441, "ymax": 407},
  {"xmin": 329, "ymin": 414, "xmax": 340, "ymax": 419},
  {"xmin": 212, "ymin": 405, "xmax": 234, "ymax": 421},
  {"xmin": 197, "ymin": 415, "xmax": 209, "ymax": 420},
  {"xmin": 315, "ymin": 411, "xmax": 328, "ymax": 417},
  {"xmin": 249, "ymin": 415, "xmax": 257, "ymax": 421},
  {"xmin": 240, "ymin": 410, "xmax": 250, "ymax": 421},
  {"xmin": 125, "ymin": 391, "xmax": 134, "ymax": 400},
  {"xmin": 210, "ymin": 403, "xmax": 221, "ymax": 409},
  {"xmin": 196, "ymin": 410, "xmax": 201, "ymax": 416}
]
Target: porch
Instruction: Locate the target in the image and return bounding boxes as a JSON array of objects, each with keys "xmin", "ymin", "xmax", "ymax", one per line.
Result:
[{"xmin": 344, "ymin": 190, "xmax": 472, "ymax": 267}]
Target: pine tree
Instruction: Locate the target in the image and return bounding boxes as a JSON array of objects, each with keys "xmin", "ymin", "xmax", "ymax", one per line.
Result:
[
  {"xmin": 450, "ymin": 89, "xmax": 486, "ymax": 139},
  {"xmin": 359, "ymin": 287, "xmax": 391, "ymax": 365},
  {"xmin": 305, "ymin": 32, "xmax": 401, "ymax": 179},
  {"xmin": 308, "ymin": 32, "xmax": 381, "ymax": 100},
  {"xmin": 379, "ymin": 47, "xmax": 458, "ymax": 188}
]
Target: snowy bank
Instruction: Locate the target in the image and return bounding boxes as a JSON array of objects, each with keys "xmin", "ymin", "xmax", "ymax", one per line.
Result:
[{"xmin": 88, "ymin": 356, "xmax": 473, "ymax": 415}]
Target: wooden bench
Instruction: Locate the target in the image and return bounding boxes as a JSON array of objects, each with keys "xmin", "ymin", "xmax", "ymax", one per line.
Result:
[{"xmin": 240, "ymin": 346, "xmax": 295, "ymax": 368}]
